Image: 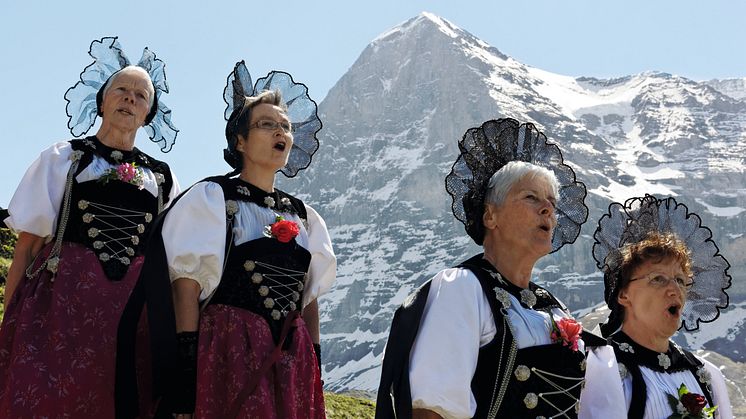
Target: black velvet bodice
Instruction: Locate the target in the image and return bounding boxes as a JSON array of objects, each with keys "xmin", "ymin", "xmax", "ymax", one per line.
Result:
[
  {"xmin": 465, "ymin": 256, "xmax": 586, "ymax": 418},
  {"xmin": 208, "ymin": 236, "xmax": 311, "ymax": 344},
  {"xmin": 204, "ymin": 176, "xmax": 311, "ymax": 345},
  {"xmin": 64, "ymin": 179, "xmax": 157, "ymax": 279},
  {"xmin": 58, "ymin": 137, "xmax": 173, "ymax": 280}
]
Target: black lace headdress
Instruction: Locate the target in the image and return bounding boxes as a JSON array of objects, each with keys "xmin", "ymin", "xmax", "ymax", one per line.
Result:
[
  {"xmin": 445, "ymin": 118, "xmax": 588, "ymax": 251},
  {"xmin": 222, "ymin": 61, "xmax": 321, "ymax": 177},
  {"xmin": 593, "ymin": 195, "xmax": 731, "ymax": 333},
  {"xmin": 64, "ymin": 36, "xmax": 178, "ymax": 152}
]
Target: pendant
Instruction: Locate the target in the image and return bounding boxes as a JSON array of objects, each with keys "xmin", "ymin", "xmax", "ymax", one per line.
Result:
[
  {"xmin": 520, "ymin": 288, "xmax": 537, "ymax": 308},
  {"xmin": 657, "ymin": 353, "xmax": 671, "ymax": 370},
  {"xmin": 111, "ymin": 150, "xmax": 123, "ymax": 162},
  {"xmin": 237, "ymin": 185, "xmax": 251, "ymax": 196},
  {"xmin": 494, "ymin": 287, "xmax": 511, "ymax": 309}
]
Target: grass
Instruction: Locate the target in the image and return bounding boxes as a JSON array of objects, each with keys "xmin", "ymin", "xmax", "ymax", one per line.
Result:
[{"xmin": 325, "ymin": 392, "xmax": 376, "ymax": 418}]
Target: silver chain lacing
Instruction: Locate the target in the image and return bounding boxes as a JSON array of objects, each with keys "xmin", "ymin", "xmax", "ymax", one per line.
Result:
[
  {"xmin": 25, "ymin": 151, "xmax": 83, "ymax": 279},
  {"xmin": 487, "ymin": 307, "xmax": 519, "ymax": 418}
]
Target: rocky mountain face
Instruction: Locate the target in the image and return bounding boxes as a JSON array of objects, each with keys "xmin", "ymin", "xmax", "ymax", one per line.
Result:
[{"xmin": 279, "ymin": 12, "xmax": 746, "ymax": 395}]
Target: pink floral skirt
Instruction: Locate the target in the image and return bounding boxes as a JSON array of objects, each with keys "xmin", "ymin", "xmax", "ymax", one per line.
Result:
[
  {"xmin": 195, "ymin": 304, "xmax": 325, "ymax": 418},
  {"xmin": 0, "ymin": 242, "xmax": 153, "ymax": 418}
]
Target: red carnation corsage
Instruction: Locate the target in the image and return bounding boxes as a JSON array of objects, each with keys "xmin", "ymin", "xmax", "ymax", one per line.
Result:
[{"xmin": 264, "ymin": 215, "xmax": 300, "ymax": 243}]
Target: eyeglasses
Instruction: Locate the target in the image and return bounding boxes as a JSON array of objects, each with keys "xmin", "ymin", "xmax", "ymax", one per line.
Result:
[
  {"xmin": 249, "ymin": 119, "xmax": 293, "ymax": 134},
  {"xmin": 629, "ymin": 273, "xmax": 694, "ymax": 292}
]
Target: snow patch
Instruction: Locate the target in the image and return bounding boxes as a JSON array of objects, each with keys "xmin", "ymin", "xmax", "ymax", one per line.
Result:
[
  {"xmin": 678, "ymin": 303, "xmax": 746, "ymax": 349},
  {"xmin": 694, "ymin": 198, "xmax": 746, "ymax": 217}
]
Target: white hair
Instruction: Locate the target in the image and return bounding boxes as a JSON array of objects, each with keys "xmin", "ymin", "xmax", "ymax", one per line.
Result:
[
  {"xmin": 102, "ymin": 65, "xmax": 155, "ymax": 107},
  {"xmin": 485, "ymin": 161, "xmax": 560, "ymax": 207}
]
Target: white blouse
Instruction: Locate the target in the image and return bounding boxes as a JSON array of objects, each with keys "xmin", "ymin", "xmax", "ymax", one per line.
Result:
[
  {"xmin": 408, "ymin": 267, "xmax": 577, "ymax": 419},
  {"xmin": 162, "ymin": 181, "xmax": 336, "ymax": 308},
  {"xmin": 4, "ymin": 141, "xmax": 180, "ymax": 238},
  {"xmin": 580, "ymin": 346, "xmax": 733, "ymax": 419}
]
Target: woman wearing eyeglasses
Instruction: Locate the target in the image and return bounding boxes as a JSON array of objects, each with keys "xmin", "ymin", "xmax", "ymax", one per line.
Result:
[
  {"xmin": 579, "ymin": 195, "xmax": 732, "ymax": 419},
  {"xmin": 116, "ymin": 62, "xmax": 335, "ymax": 419}
]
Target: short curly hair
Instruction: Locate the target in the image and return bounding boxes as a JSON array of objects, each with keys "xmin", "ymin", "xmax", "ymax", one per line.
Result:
[
  {"xmin": 602, "ymin": 231, "xmax": 693, "ymax": 332},
  {"xmin": 617, "ymin": 231, "xmax": 692, "ymax": 287}
]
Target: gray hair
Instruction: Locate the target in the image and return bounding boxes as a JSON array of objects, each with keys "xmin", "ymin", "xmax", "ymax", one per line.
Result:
[
  {"xmin": 102, "ymin": 65, "xmax": 155, "ymax": 107},
  {"xmin": 484, "ymin": 161, "xmax": 560, "ymax": 207}
]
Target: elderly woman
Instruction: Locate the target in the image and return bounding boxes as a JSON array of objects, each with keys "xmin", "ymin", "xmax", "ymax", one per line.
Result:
[
  {"xmin": 118, "ymin": 61, "xmax": 335, "ymax": 418},
  {"xmin": 580, "ymin": 195, "xmax": 733, "ymax": 419},
  {"xmin": 376, "ymin": 119, "xmax": 595, "ymax": 418},
  {"xmin": 0, "ymin": 37, "xmax": 179, "ymax": 417}
]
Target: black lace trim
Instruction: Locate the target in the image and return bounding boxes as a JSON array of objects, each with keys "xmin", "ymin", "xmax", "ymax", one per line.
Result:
[
  {"xmin": 78, "ymin": 136, "xmax": 148, "ymax": 165},
  {"xmin": 69, "ymin": 136, "xmax": 175, "ymax": 200},
  {"xmin": 593, "ymin": 195, "xmax": 731, "ymax": 332},
  {"xmin": 463, "ymin": 254, "xmax": 563, "ymax": 311},
  {"xmin": 610, "ymin": 331, "xmax": 699, "ymax": 373},
  {"xmin": 610, "ymin": 331, "xmax": 715, "ymax": 415},
  {"xmin": 444, "ymin": 118, "xmax": 588, "ymax": 249},
  {"xmin": 220, "ymin": 177, "xmax": 305, "ymax": 217}
]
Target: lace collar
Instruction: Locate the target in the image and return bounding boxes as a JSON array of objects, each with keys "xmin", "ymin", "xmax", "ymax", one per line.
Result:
[
  {"xmin": 610, "ymin": 331, "xmax": 698, "ymax": 373},
  {"xmin": 80, "ymin": 136, "xmax": 152, "ymax": 167},
  {"xmin": 472, "ymin": 255, "xmax": 558, "ymax": 310},
  {"xmin": 226, "ymin": 178, "xmax": 298, "ymax": 215}
]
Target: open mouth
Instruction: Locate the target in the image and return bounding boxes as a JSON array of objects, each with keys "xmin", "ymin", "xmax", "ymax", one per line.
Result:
[
  {"xmin": 273, "ymin": 141, "xmax": 287, "ymax": 151},
  {"xmin": 667, "ymin": 303, "xmax": 681, "ymax": 316},
  {"xmin": 538, "ymin": 223, "xmax": 551, "ymax": 233},
  {"xmin": 117, "ymin": 108, "xmax": 134, "ymax": 116}
]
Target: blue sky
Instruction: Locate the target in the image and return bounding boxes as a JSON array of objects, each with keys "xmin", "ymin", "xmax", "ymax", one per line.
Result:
[{"xmin": 2, "ymin": 0, "xmax": 745, "ymax": 205}]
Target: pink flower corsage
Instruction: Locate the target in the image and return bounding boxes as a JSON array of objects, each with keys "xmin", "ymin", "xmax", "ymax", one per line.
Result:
[
  {"xmin": 264, "ymin": 215, "xmax": 300, "ymax": 243},
  {"xmin": 550, "ymin": 317, "xmax": 582, "ymax": 351},
  {"xmin": 98, "ymin": 162, "xmax": 144, "ymax": 188}
]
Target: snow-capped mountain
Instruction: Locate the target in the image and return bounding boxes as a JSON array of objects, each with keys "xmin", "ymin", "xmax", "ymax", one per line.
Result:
[
  {"xmin": 707, "ymin": 77, "xmax": 746, "ymax": 101},
  {"xmin": 279, "ymin": 12, "xmax": 746, "ymax": 393}
]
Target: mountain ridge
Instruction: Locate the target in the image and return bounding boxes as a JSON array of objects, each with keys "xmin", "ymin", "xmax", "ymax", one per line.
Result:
[{"xmin": 279, "ymin": 13, "xmax": 746, "ymax": 398}]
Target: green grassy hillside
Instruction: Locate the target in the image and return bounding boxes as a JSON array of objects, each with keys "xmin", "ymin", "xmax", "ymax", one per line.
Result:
[{"xmin": 325, "ymin": 392, "xmax": 375, "ymax": 418}]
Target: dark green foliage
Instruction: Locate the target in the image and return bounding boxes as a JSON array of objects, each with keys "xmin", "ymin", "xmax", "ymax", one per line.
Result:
[
  {"xmin": 0, "ymin": 227, "xmax": 16, "ymax": 260},
  {"xmin": 0, "ymin": 227, "xmax": 14, "ymax": 316}
]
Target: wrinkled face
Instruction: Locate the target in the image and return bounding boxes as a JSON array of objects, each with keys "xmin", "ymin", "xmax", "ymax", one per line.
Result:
[
  {"xmin": 486, "ymin": 174, "xmax": 558, "ymax": 259},
  {"xmin": 236, "ymin": 103, "xmax": 293, "ymax": 173},
  {"xmin": 100, "ymin": 68, "xmax": 154, "ymax": 131},
  {"xmin": 618, "ymin": 257, "xmax": 688, "ymax": 341}
]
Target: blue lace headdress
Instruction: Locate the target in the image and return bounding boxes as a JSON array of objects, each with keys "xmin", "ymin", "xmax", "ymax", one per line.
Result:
[
  {"xmin": 593, "ymin": 194, "xmax": 731, "ymax": 333},
  {"xmin": 64, "ymin": 36, "xmax": 178, "ymax": 152},
  {"xmin": 223, "ymin": 60, "xmax": 321, "ymax": 177}
]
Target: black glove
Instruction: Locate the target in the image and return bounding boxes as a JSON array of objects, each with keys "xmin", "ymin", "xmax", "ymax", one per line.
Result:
[{"xmin": 171, "ymin": 331, "xmax": 198, "ymax": 414}]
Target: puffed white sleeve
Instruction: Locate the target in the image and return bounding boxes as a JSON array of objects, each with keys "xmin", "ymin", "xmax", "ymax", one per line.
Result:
[
  {"xmin": 162, "ymin": 181, "xmax": 227, "ymax": 301},
  {"xmin": 301, "ymin": 203, "xmax": 337, "ymax": 308},
  {"xmin": 4, "ymin": 142, "xmax": 73, "ymax": 238},
  {"xmin": 409, "ymin": 268, "xmax": 493, "ymax": 419},
  {"xmin": 578, "ymin": 346, "xmax": 627, "ymax": 419},
  {"xmin": 701, "ymin": 357, "xmax": 733, "ymax": 419}
]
